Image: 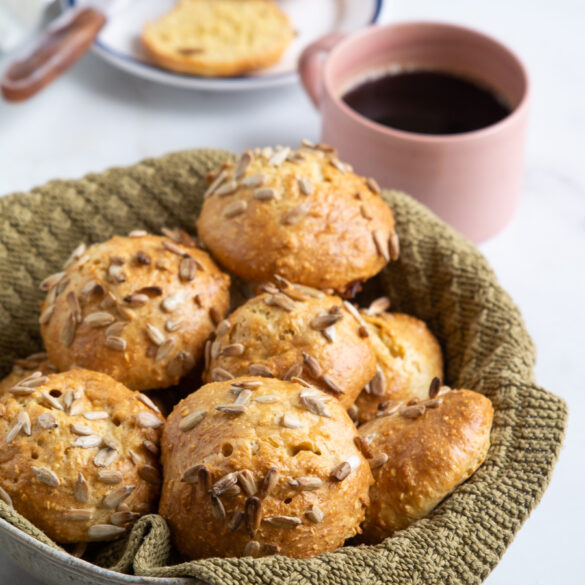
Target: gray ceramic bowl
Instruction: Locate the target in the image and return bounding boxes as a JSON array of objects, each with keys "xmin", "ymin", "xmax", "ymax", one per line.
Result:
[{"xmin": 0, "ymin": 517, "xmax": 193, "ymax": 585}]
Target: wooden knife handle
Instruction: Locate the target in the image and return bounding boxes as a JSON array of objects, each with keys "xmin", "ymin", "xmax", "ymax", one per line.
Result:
[{"xmin": 1, "ymin": 7, "xmax": 106, "ymax": 102}]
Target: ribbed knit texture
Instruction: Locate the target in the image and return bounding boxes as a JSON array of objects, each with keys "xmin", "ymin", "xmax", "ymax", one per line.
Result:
[{"xmin": 0, "ymin": 149, "xmax": 567, "ymax": 584}]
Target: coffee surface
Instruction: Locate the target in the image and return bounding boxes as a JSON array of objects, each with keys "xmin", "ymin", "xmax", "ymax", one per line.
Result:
[{"xmin": 342, "ymin": 70, "xmax": 511, "ymax": 135}]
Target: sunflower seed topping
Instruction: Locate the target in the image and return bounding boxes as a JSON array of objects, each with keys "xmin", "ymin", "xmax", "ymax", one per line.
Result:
[
  {"xmin": 94, "ymin": 448, "xmax": 118, "ymax": 468},
  {"xmin": 211, "ymin": 472, "xmax": 237, "ymax": 496},
  {"xmin": 241, "ymin": 173, "xmax": 265, "ymax": 188},
  {"xmin": 40, "ymin": 271, "xmax": 66, "ymax": 292},
  {"xmin": 244, "ymin": 540, "xmax": 260, "ymax": 556},
  {"xmin": 373, "ymin": 230, "xmax": 390, "ymax": 262},
  {"xmin": 210, "ymin": 494, "xmax": 226, "ymax": 521},
  {"xmin": 32, "ymin": 466, "xmax": 60, "ymax": 487},
  {"xmin": 366, "ymin": 177, "xmax": 381, "ymax": 194},
  {"xmin": 211, "ymin": 367, "xmax": 234, "ymax": 382},
  {"xmin": 64, "ymin": 509, "xmax": 92, "ymax": 522},
  {"xmin": 161, "ymin": 291, "xmax": 186, "ymax": 313},
  {"xmin": 283, "ymin": 361, "xmax": 303, "ymax": 381},
  {"xmin": 84, "ymin": 312, "xmax": 116, "ymax": 328},
  {"xmin": 305, "ymin": 506, "xmax": 324, "ymax": 523},
  {"xmin": 179, "ymin": 410, "xmax": 206, "ymax": 432},
  {"xmin": 216, "ymin": 404, "xmax": 247, "ymax": 415},
  {"xmin": 220, "ymin": 343, "xmax": 245, "ymax": 357},
  {"xmin": 39, "ymin": 304, "xmax": 55, "ymax": 325},
  {"xmin": 269, "ymin": 146, "xmax": 290, "ymax": 166},
  {"xmin": 73, "ymin": 435, "xmax": 102, "ymax": 449},
  {"xmin": 299, "ymin": 392, "xmax": 331, "ymax": 418},
  {"xmin": 282, "ymin": 203, "xmax": 310, "ymax": 226},
  {"xmin": 83, "ymin": 411, "xmax": 108, "ymax": 420},
  {"xmin": 354, "ymin": 436, "xmax": 374, "ymax": 459},
  {"xmin": 110, "ymin": 511, "xmax": 140, "ymax": 526},
  {"xmin": 265, "ymin": 293, "xmax": 296, "ymax": 312},
  {"xmin": 247, "ymin": 364, "xmax": 273, "ymax": 377},
  {"xmin": 143, "ymin": 439, "xmax": 159, "ymax": 455},
  {"xmin": 178, "ymin": 256, "xmax": 197, "ymax": 282},
  {"xmin": 70, "ymin": 423, "xmax": 94, "ymax": 436},
  {"xmin": 265, "ymin": 515, "xmax": 301, "ymax": 528},
  {"xmin": 37, "ymin": 412, "xmax": 58, "ymax": 429},
  {"xmin": 143, "ymin": 323, "xmax": 164, "ymax": 346},
  {"xmin": 234, "ymin": 150, "xmax": 253, "ymax": 180},
  {"xmin": 423, "ymin": 397, "xmax": 443, "ymax": 409},
  {"xmin": 137, "ymin": 411, "xmax": 163, "ymax": 429},
  {"xmin": 138, "ymin": 464, "xmax": 161, "ymax": 484},
  {"xmin": 155, "ymin": 338, "xmax": 175, "ymax": 361},
  {"xmin": 223, "ymin": 199, "xmax": 248, "ymax": 218},
  {"xmin": 236, "ymin": 470, "xmax": 257, "ymax": 497},
  {"xmin": 289, "ymin": 476, "xmax": 322, "ymax": 491},
  {"xmin": 259, "ymin": 468, "xmax": 279, "ymax": 499},
  {"xmin": 162, "ymin": 239, "xmax": 186, "ymax": 257},
  {"xmin": 297, "ymin": 176, "xmax": 314, "ymax": 195},
  {"xmin": 281, "ymin": 413, "xmax": 303, "ymax": 429},
  {"xmin": 88, "ymin": 524, "xmax": 126, "ymax": 541},
  {"xmin": 40, "ymin": 391, "xmax": 64, "ymax": 411},
  {"xmin": 369, "ymin": 453, "xmax": 389, "ymax": 470},
  {"xmin": 107, "ymin": 263, "xmax": 126, "ymax": 284},
  {"xmin": 123, "ymin": 293, "xmax": 149, "ymax": 307},
  {"xmin": 368, "ymin": 296, "xmax": 391, "ymax": 315},
  {"xmin": 103, "ymin": 335, "xmax": 126, "ymax": 352},
  {"xmin": 0, "ymin": 486, "xmax": 13, "ymax": 508},
  {"xmin": 300, "ymin": 352, "xmax": 322, "ymax": 378},
  {"xmin": 228, "ymin": 510, "xmax": 244, "ymax": 532},
  {"xmin": 330, "ymin": 462, "xmax": 351, "ymax": 482},
  {"xmin": 215, "ymin": 180, "xmax": 238, "ymax": 197},
  {"xmin": 5, "ymin": 419, "xmax": 23, "ymax": 443},
  {"xmin": 61, "ymin": 314, "xmax": 77, "ymax": 347},
  {"xmin": 98, "ymin": 470, "xmax": 123, "ymax": 484},
  {"xmin": 360, "ymin": 203, "xmax": 373, "ymax": 220},
  {"xmin": 429, "ymin": 376, "xmax": 441, "ymax": 399},
  {"xmin": 234, "ymin": 389, "xmax": 253, "ymax": 406},
  {"xmin": 400, "ymin": 404, "xmax": 426, "ymax": 419},
  {"xmin": 389, "ymin": 230, "xmax": 400, "ymax": 261},
  {"xmin": 103, "ymin": 485, "xmax": 135, "ymax": 509},
  {"xmin": 252, "ymin": 395, "xmax": 278, "ymax": 404},
  {"xmin": 253, "ymin": 187, "xmax": 277, "ymax": 201},
  {"xmin": 369, "ymin": 367, "xmax": 385, "ymax": 397},
  {"xmin": 245, "ymin": 496, "xmax": 262, "ymax": 536},
  {"xmin": 181, "ymin": 464, "xmax": 210, "ymax": 488},
  {"xmin": 204, "ymin": 169, "xmax": 227, "ymax": 199},
  {"xmin": 310, "ymin": 312, "xmax": 343, "ymax": 330},
  {"xmin": 81, "ymin": 280, "xmax": 104, "ymax": 298},
  {"xmin": 322, "ymin": 374, "xmax": 344, "ymax": 395}
]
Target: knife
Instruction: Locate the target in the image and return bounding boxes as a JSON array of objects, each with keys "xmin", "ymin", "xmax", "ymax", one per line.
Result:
[{"xmin": 1, "ymin": 1, "xmax": 126, "ymax": 102}]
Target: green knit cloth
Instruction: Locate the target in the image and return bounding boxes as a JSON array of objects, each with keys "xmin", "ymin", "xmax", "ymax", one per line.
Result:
[{"xmin": 0, "ymin": 149, "xmax": 567, "ymax": 584}]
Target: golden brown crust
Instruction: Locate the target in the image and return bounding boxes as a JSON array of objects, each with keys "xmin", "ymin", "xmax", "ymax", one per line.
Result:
[
  {"xmin": 354, "ymin": 312, "xmax": 444, "ymax": 424},
  {"xmin": 203, "ymin": 290, "xmax": 377, "ymax": 409},
  {"xmin": 195, "ymin": 144, "xmax": 397, "ymax": 294},
  {"xmin": 358, "ymin": 388, "xmax": 493, "ymax": 543},
  {"xmin": 159, "ymin": 377, "xmax": 373, "ymax": 558},
  {"xmin": 39, "ymin": 234, "xmax": 230, "ymax": 391},
  {"xmin": 0, "ymin": 369, "xmax": 164, "ymax": 543},
  {"xmin": 141, "ymin": 0, "xmax": 294, "ymax": 77},
  {"xmin": 0, "ymin": 353, "xmax": 56, "ymax": 397}
]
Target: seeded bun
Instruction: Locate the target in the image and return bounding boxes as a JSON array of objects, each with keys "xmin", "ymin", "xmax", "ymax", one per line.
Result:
[
  {"xmin": 159, "ymin": 377, "xmax": 373, "ymax": 559},
  {"xmin": 0, "ymin": 369, "xmax": 164, "ymax": 543},
  {"xmin": 202, "ymin": 285, "xmax": 377, "ymax": 409},
  {"xmin": 353, "ymin": 304, "xmax": 444, "ymax": 424},
  {"xmin": 358, "ymin": 387, "xmax": 493, "ymax": 543},
  {"xmin": 195, "ymin": 143, "xmax": 398, "ymax": 295},
  {"xmin": 39, "ymin": 232, "xmax": 230, "ymax": 391},
  {"xmin": 142, "ymin": 0, "xmax": 294, "ymax": 77},
  {"xmin": 0, "ymin": 352, "xmax": 56, "ymax": 397}
]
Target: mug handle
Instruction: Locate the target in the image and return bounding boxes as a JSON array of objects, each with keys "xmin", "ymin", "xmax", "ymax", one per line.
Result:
[{"xmin": 299, "ymin": 32, "xmax": 346, "ymax": 108}]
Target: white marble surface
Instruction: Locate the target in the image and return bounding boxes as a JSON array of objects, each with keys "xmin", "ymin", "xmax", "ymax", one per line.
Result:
[{"xmin": 0, "ymin": 0, "xmax": 583, "ymax": 583}]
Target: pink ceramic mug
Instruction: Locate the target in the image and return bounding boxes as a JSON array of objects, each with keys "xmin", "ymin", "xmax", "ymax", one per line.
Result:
[{"xmin": 299, "ymin": 22, "xmax": 530, "ymax": 242}]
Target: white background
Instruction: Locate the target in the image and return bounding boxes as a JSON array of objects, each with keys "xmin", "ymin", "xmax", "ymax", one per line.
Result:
[{"xmin": 0, "ymin": 0, "xmax": 583, "ymax": 583}]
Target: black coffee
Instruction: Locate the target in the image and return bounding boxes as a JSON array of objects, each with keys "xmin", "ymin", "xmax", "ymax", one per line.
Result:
[{"xmin": 342, "ymin": 70, "xmax": 511, "ymax": 135}]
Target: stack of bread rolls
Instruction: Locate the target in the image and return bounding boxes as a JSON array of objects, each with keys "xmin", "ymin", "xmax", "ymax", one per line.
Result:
[{"xmin": 0, "ymin": 142, "xmax": 493, "ymax": 560}]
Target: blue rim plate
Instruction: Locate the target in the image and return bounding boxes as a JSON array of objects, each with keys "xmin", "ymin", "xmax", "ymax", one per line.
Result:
[{"xmin": 63, "ymin": 0, "xmax": 384, "ymax": 91}]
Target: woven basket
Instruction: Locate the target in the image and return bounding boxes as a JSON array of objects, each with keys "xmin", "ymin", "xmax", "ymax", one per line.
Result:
[{"xmin": 0, "ymin": 149, "xmax": 567, "ymax": 585}]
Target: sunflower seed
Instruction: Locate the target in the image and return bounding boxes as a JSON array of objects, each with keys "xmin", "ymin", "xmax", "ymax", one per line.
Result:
[
  {"xmin": 98, "ymin": 470, "xmax": 123, "ymax": 484},
  {"xmin": 103, "ymin": 485, "xmax": 136, "ymax": 509},
  {"xmin": 247, "ymin": 364, "xmax": 273, "ymax": 377},
  {"xmin": 40, "ymin": 391, "xmax": 63, "ymax": 411},
  {"xmin": 177, "ymin": 256, "xmax": 197, "ymax": 282},
  {"xmin": 234, "ymin": 150, "xmax": 253, "ymax": 180},
  {"xmin": 66, "ymin": 291, "xmax": 82, "ymax": 324},
  {"xmin": 73, "ymin": 435, "xmax": 102, "ymax": 449},
  {"xmin": 289, "ymin": 476, "xmax": 322, "ymax": 491},
  {"xmin": 5, "ymin": 416, "xmax": 22, "ymax": 443},
  {"xmin": 103, "ymin": 434, "xmax": 121, "ymax": 452},
  {"xmin": 143, "ymin": 439, "xmax": 159, "ymax": 455},
  {"xmin": 94, "ymin": 448, "xmax": 118, "ymax": 467},
  {"xmin": 70, "ymin": 423, "xmax": 94, "ymax": 436},
  {"xmin": 282, "ymin": 203, "xmax": 310, "ymax": 226},
  {"xmin": 39, "ymin": 304, "xmax": 55, "ymax": 325},
  {"xmin": 137, "ymin": 411, "xmax": 163, "ymax": 429},
  {"xmin": 107, "ymin": 263, "xmax": 126, "ymax": 284},
  {"xmin": 16, "ymin": 412, "xmax": 31, "ymax": 436},
  {"xmin": 61, "ymin": 314, "xmax": 77, "ymax": 347},
  {"xmin": 216, "ymin": 404, "xmax": 246, "ymax": 415},
  {"xmin": 214, "ymin": 180, "xmax": 239, "ymax": 198},
  {"xmin": 83, "ymin": 411, "xmax": 108, "ymax": 420},
  {"xmin": 400, "ymin": 404, "xmax": 426, "ymax": 419},
  {"xmin": 234, "ymin": 389, "xmax": 252, "ymax": 406},
  {"xmin": 83, "ymin": 311, "xmax": 115, "ymax": 328},
  {"xmin": 354, "ymin": 436, "xmax": 374, "ymax": 459},
  {"xmin": 310, "ymin": 312, "xmax": 342, "ymax": 330},
  {"xmin": 161, "ymin": 291, "xmax": 186, "ymax": 313},
  {"xmin": 181, "ymin": 464, "xmax": 210, "ymax": 489},
  {"xmin": 305, "ymin": 506, "xmax": 324, "ymax": 523},
  {"xmin": 143, "ymin": 323, "xmax": 164, "ymax": 347},
  {"xmin": 138, "ymin": 464, "xmax": 161, "ymax": 484},
  {"xmin": 209, "ymin": 473, "xmax": 237, "ymax": 497},
  {"xmin": 253, "ymin": 187, "xmax": 277, "ymax": 201},
  {"xmin": 37, "ymin": 412, "xmax": 58, "ymax": 429},
  {"xmin": 8, "ymin": 386, "xmax": 34, "ymax": 396},
  {"xmin": 269, "ymin": 146, "xmax": 290, "ymax": 166},
  {"xmin": 265, "ymin": 515, "xmax": 301, "ymax": 528},
  {"xmin": 211, "ymin": 367, "xmax": 234, "ymax": 382},
  {"xmin": 210, "ymin": 494, "xmax": 226, "ymax": 521},
  {"xmin": 220, "ymin": 343, "xmax": 245, "ymax": 357},
  {"xmin": 80, "ymin": 280, "xmax": 104, "ymax": 299},
  {"xmin": 301, "ymin": 353, "xmax": 322, "ymax": 378},
  {"xmin": 423, "ymin": 398, "xmax": 443, "ymax": 409},
  {"xmin": 179, "ymin": 410, "xmax": 206, "ymax": 432},
  {"xmin": 224, "ymin": 200, "xmax": 248, "ymax": 218},
  {"xmin": 366, "ymin": 177, "xmax": 381, "ymax": 194},
  {"xmin": 389, "ymin": 230, "xmax": 400, "ymax": 261},
  {"xmin": 244, "ymin": 540, "xmax": 260, "ymax": 556},
  {"xmin": 281, "ymin": 413, "xmax": 303, "ymax": 429},
  {"xmin": 63, "ymin": 508, "xmax": 92, "ymax": 522},
  {"xmin": 251, "ymin": 395, "xmax": 277, "ymax": 405},
  {"xmin": 123, "ymin": 293, "xmax": 149, "ymax": 308},
  {"xmin": 155, "ymin": 338, "xmax": 175, "ymax": 362},
  {"xmin": 360, "ymin": 203, "xmax": 374, "ymax": 220},
  {"xmin": 135, "ymin": 394, "xmax": 160, "ymax": 415},
  {"xmin": 208, "ymin": 307, "xmax": 221, "ymax": 327},
  {"xmin": 291, "ymin": 377, "xmax": 314, "ymax": 388},
  {"xmin": 429, "ymin": 376, "xmax": 441, "ymax": 399},
  {"xmin": 241, "ymin": 173, "xmax": 265, "ymax": 188},
  {"xmin": 228, "ymin": 510, "xmax": 244, "ymax": 532},
  {"xmin": 204, "ymin": 169, "xmax": 227, "ymax": 199},
  {"xmin": 347, "ymin": 404, "xmax": 359, "ymax": 422},
  {"xmin": 373, "ymin": 230, "xmax": 390, "ymax": 262},
  {"xmin": 110, "ymin": 511, "xmax": 140, "ymax": 526},
  {"xmin": 330, "ymin": 462, "xmax": 351, "ymax": 482},
  {"xmin": 88, "ymin": 524, "xmax": 126, "ymax": 541},
  {"xmin": 322, "ymin": 374, "xmax": 344, "ymax": 395},
  {"xmin": 368, "ymin": 368, "xmax": 385, "ymax": 398},
  {"xmin": 265, "ymin": 293, "xmax": 296, "ymax": 312},
  {"xmin": 260, "ymin": 468, "xmax": 278, "ymax": 498},
  {"xmin": 32, "ymin": 466, "xmax": 60, "ymax": 487},
  {"xmin": 40, "ymin": 271, "xmax": 66, "ymax": 291},
  {"xmin": 17, "ymin": 372, "xmax": 47, "ymax": 387},
  {"xmin": 245, "ymin": 496, "xmax": 262, "ymax": 536},
  {"xmin": 0, "ymin": 486, "xmax": 13, "ymax": 508},
  {"xmin": 369, "ymin": 453, "xmax": 389, "ymax": 470},
  {"xmin": 299, "ymin": 392, "xmax": 331, "ymax": 418},
  {"xmin": 162, "ymin": 239, "xmax": 187, "ymax": 257},
  {"xmin": 167, "ymin": 351, "xmax": 194, "ymax": 378},
  {"xmin": 297, "ymin": 176, "xmax": 314, "ymax": 196},
  {"xmin": 234, "ymin": 470, "xmax": 257, "ymax": 497},
  {"xmin": 128, "ymin": 229, "xmax": 147, "ymax": 238}
]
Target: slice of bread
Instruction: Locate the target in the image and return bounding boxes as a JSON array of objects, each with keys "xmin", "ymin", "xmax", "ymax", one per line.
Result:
[{"xmin": 142, "ymin": 0, "xmax": 294, "ymax": 77}]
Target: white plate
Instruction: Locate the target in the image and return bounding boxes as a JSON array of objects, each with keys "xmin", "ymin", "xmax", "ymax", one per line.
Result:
[{"xmin": 63, "ymin": 0, "xmax": 384, "ymax": 91}]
